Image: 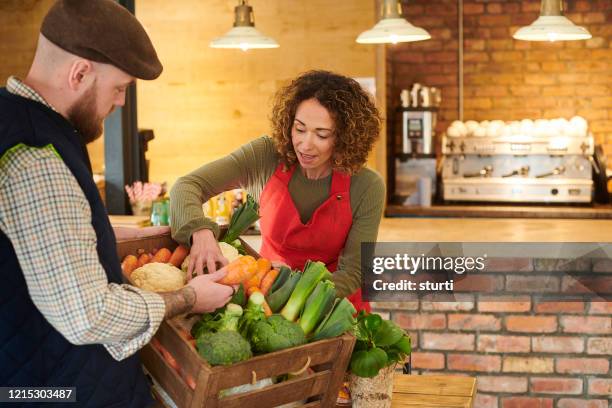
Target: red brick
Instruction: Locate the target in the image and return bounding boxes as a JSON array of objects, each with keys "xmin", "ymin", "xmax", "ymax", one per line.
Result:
[
  {"xmin": 586, "ymin": 37, "xmax": 607, "ymax": 49},
  {"xmin": 541, "ymin": 86, "xmax": 578, "ymax": 97},
  {"xmin": 506, "ymin": 316, "xmax": 557, "ymax": 333},
  {"xmin": 535, "ymin": 301, "xmax": 585, "ymax": 314},
  {"xmin": 421, "ymin": 332, "xmax": 474, "ymax": 351},
  {"xmin": 526, "ymin": 51, "xmax": 559, "ymax": 62},
  {"xmin": 464, "ymin": 97, "xmax": 493, "ymax": 110},
  {"xmin": 562, "ymin": 276, "xmax": 612, "ymax": 295},
  {"xmin": 424, "ymin": 51, "xmax": 457, "ymax": 64},
  {"xmin": 589, "ymin": 301, "xmax": 612, "ymax": 314},
  {"xmin": 395, "ymin": 313, "xmax": 446, "ymax": 331},
  {"xmin": 453, "ymin": 275, "xmax": 504, "ymax": 292},
  {"xmin": 588, "ymin": 378, "xmax": 612, "ymax": 396},
  {"xmin": 506, "ymin": 275, "xmax": 561, "ymax": 292},
  {"xmin": 420, "ymin": 300, "xmax": 475, "ymax": 312},
  {"xmin": 532, "ymin": 336, "xmax": 584, "ymax": 354},
  {"xmin": 502, "ymin": 397, "xmax": 553, "ymax": 408},
  {"xmin": 556, "ymin": 358, "xmax": 610, "ymax": 374},
  {"xmin": 478, "ymin": 335, "xmax": 530, "ymax": 353},
  {"xmin": 587, "ymin": 337, "xmax": 612, "ymax": 355},
  {"xmin": 463, "ymin": 3, "xmax": 484, "ymax": 15},
  {"xmin": 557, "ymin": 399, "xmax": 609, "ymax": 408},
  {"xmin": 561, "ymin": 316, "xmax": 612, "ymax": 334},
  {"xmin": 491, "ymin": 51, "xmax": 524, "ymax": 62},
  {"xmin": 488, "ymin": 39, "xmax": 513, "ymax": 50},
  {"xmin": 483, "ymin": 258, "xmax": 533, "ymax": 272},
  {"xmin": 371, "ymin": 301, "xmax": 419, "ymax": 311},
  {"xmin": 503, "ymin": 357, "xmax": 554, "ymax": 374},
  {"xmin": 584, "ymin": 12, "xmax": 606, "ymax": 24},
  {"xmin": 486, "ymin": 3, "xmax": 502, "ymax": 14},
  {"xmin": 448, "ymin": 354, "xmax": 501, "ymax": 372},
  {"xmin": 474, "ymin": 393, "xmax": 498, "ymax": 408},
  {"xmin": 448, "ymin": 314, "xmax": 501, "ymax": 331},
  {"xmin": 480, "ymin": 15, "xmax": 511, "ymax": 27},
  {"xmin": 464, "ymin": 51, "xmax": 490, "ymax": 63},
  {"xmin": 477, "ymin": 376, "xmax": 527, "ymax": 393},
  {"xmin": 410, "ymin": 351, "xmax": 445, "ymax": 370},
  {"xmin": 530, "ymin": 377, "xmax": 583, "ymax": 395},
  {"xmin": 465, "ymin": 38, "xmax": 485, "ymax": 51},
  {"xmin": 503, "ymin": 3, "xmax": 521, "ymax": 14},
  {"xmin": 479, "ymin": 297, "xmax": 531, "ymax": 313}
]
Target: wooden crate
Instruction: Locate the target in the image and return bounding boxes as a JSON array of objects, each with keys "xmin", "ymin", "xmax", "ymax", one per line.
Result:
[{"xmin": 117, "ymin": 233, "xmax": 356, "ymax": 408}]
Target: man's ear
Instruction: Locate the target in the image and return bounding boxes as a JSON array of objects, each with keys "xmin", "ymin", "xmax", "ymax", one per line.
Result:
[{"xmin": 67, "ymin": 59, "xmax": 94, "ymax": 91}]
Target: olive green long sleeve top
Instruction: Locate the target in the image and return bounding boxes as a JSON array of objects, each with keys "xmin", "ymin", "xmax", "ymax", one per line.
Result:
[{"xmin": 170, "ymin": 136, "xmax": 385, "ymax": 298}]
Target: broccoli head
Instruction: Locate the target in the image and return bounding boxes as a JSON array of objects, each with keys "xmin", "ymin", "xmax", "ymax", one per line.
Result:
[
  {"xmin": 197, "ymin": 330, "xmax": 252, "ymax": 366},
  {"xmin": 249, "ymin": 315, "xmax": 306, "ymax": 354}
]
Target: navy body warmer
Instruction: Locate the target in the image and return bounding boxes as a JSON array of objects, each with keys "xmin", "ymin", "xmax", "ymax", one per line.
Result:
[{"xmin": 0, "ymin": 88, "xmax": 152, "ymax": 407}]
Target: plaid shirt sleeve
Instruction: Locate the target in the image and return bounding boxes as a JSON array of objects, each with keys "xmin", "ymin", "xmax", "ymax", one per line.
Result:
[{"xmin": 0, "ymin": 145, "xmax": 166, "ymax": 361}]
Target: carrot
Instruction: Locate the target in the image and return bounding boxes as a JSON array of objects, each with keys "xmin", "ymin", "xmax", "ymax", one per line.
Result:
[
  {"xmin": 137, "ymin": 253, "xmax": 152, "ymax": 267},
  {"xmin": 256, "ymin": 257, "xmax": 272, "ymax": 275},
  {"xmin": 152, "ymin": 247, "xmax": 172, "ymax": 263},
  {"xmin": 219, "ymin": 255, "xmax": 258, "ymax": 285},
  {"xmin": 262, "ymin": 299, "xmax": 273, "ymax": 317},
  {"xmin": 121, "ymin": 255, "xmax": 138, "ymax": 277},
  {"xmin": 259, "ymin": 268, "xmax": 279, "ymax": 296},
  {"xmin": 244, "ymin": 268, "xmax": 268, "ymax": 291},
  {"xmin": 169, "ymin": 245, "xmax": 189, "ymax": 268},
  {"xmin": 246, "ymin": 286, "xmax": 260, "ymax": 297}
]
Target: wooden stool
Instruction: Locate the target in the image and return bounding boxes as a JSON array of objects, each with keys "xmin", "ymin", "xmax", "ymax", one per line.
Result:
[{"xmin": 391, "ymin": 374, "xmax": 476, "ymax": 407}]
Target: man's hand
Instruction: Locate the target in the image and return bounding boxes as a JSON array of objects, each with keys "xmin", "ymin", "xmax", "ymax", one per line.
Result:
[
  {"xmin": 188, "ymin": 229, "xmax": 228, "ymax": 279},
  {"xmin": 187, "ymin": 269, "xmax": 233, "ymax": 313},
  {"xmin": 160, "ymin": 269, "xmax": 233, "ymax": 319}
]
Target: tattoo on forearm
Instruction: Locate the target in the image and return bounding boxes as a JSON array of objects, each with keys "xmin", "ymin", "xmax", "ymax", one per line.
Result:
[{"xmin": 160, "ymin": 286, "xmax": 197, "ymax": 319}]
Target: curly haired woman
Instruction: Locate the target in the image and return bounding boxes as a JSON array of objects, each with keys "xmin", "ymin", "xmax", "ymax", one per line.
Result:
[{"xmin": 170, "ymin": 70, "xmax": 385, "ymax": 311}]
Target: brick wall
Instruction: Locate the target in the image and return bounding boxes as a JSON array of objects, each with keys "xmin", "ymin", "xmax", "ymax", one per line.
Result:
[
  {"xmin": 372, "ymin": 258, "xmax": 612, "ymax": 407},
  {"xmin": 389, "ymin": 0, "xmax": 612, "ymax": 164}
]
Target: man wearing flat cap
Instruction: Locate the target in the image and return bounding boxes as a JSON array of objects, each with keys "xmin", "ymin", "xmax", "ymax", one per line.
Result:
[{"xmin": 0, "ymin": 1, "xmax": 232, "ymax": 406}]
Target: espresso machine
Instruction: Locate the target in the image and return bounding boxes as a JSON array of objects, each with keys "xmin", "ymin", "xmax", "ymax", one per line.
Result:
[
  {"xmin": 441, "ymin": 117, "xmax": 594, "ymax": 203},
  {"xmin": 390, "ymin": 84, "xmax": 441, "ymax": 206}
]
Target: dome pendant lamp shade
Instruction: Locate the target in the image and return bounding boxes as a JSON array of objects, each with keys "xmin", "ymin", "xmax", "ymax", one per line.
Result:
[
  {"xmin": 513, "ymin": 0, "xmax": 591, "ymax": 42},
  {"xmin": 356, "ymin": 0, "xmax": 431, "ymax": 44},
  {"xmin": 210, "ymin": 0, "xmax": 279, "ymax": 51}
]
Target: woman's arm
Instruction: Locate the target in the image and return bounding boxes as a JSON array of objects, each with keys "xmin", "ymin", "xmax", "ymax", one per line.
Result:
[
  {"xmin": 332, "ymin": 169, "xmax": 386, "ymax": 298},
  {"xmin": 169, "ymin": 136, "xmax": 278, "ymax": 246}
]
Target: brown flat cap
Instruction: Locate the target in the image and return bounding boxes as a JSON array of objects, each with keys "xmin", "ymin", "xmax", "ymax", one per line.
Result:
[{"xmin": 41, "ymin": 0, "xmax": 162, "ymax": 80}]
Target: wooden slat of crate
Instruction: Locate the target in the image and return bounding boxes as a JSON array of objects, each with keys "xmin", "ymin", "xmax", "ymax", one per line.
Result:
[
  {"xmin": 141, "ymin": 345, "xmax": 192, "ymax": 408},
  {"xmin": 156, "ymin": 320, "xmax": 200, "ymax": 378},
  {"xmin": 213, "ymin": 335, "xmax": 347, "ymax": 390},
  {"xmin": 220, "ymin": 370, "xmax": 331, "ymax": 408},
  {"xmin": 392, "ymin": 374, "xmax": 476, "ymax": 408}
]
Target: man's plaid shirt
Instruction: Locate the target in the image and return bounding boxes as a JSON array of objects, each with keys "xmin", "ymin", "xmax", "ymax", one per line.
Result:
[{"xmin": 0, "ymin": 77, "xmax": 165, "ymax": 360}]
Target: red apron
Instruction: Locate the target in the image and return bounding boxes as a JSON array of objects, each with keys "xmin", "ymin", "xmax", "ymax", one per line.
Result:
[{"xmin": 259, "ymin": 164, "xmax": 370, "ymax": 312}]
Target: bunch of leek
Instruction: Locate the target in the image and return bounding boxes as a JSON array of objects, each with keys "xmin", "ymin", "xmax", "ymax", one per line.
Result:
[
  {"xmin": 310, "ymin": 298, "xmax": 357, "ymax": 342},
  {"xmin": 280, "ymin": 261, "xmax": 332, "ymax": 322},
  {"xmin": 221, "ymin": 195, "xmax": 260, "ymax": 245}
]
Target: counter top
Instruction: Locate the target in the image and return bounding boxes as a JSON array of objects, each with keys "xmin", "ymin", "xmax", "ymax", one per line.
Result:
[{"xmin": 378, "ymin": 217, "xmax": 612, "ymax": 242}]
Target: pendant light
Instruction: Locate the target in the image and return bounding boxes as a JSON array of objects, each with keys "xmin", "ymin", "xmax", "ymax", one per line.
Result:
[
  {"xmin": 513, "ymin": 0, "xmax": 591, "ymax": 42},
  {"xmin": 356, "ymin": 0, "xmax": 431, "ymax": 44},
  {"xmin": 210, "ymin": 0, "xmax": 279, "ymax": 51}
]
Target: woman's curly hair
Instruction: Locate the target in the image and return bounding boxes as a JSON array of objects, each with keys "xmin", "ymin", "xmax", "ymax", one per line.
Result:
[{"xmin": 270, "ymin": 70, "xmax": 381, "ymax": 175}]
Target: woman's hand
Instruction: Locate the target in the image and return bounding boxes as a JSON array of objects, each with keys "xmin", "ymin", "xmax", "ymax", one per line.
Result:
[{"xmin": 187, "ymin": 229, "xmax": 229, "ymax": 279}]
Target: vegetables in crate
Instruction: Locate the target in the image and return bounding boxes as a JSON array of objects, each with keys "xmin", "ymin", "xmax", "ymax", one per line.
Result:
[
  {"xmin": 238, "ymin": 291, "xmax": 266, "ymax": 337},
  {"xmin": 349, "ymin": 312, "xmax": 411, "ymax": 378},
  {"xmin": 130, "ymin": 263, "xmax": 185, "ymax": 292},
  {"xmin": 266, "ymin": 270, "xmax": 300, "ymax": 313},
  {"xmin": 310, "ymin": 298, "xmax": 357, "ymax": 342},
  {"xmin": 196, "ymin": 304, "xmax": 253, "ymax": 366},
  {"xmin": 280, "ymin": 261, "xmax": 332, "ymax": 322},
  {"xmin": 299, "ymin": 280, "xmax": 336, "ymax": 336},
  {"xmin": 219, "ymin": 255, "xmax": 258, "ymax": 285},
  {"xmin": 249, "ymin": 315, "xmax": 307, "ymax": 354}
]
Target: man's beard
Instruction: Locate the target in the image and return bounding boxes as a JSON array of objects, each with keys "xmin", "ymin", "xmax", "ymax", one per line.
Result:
[{"xmin": 67, "ymin": 82, "xmax": 104, "ymax": 145}]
